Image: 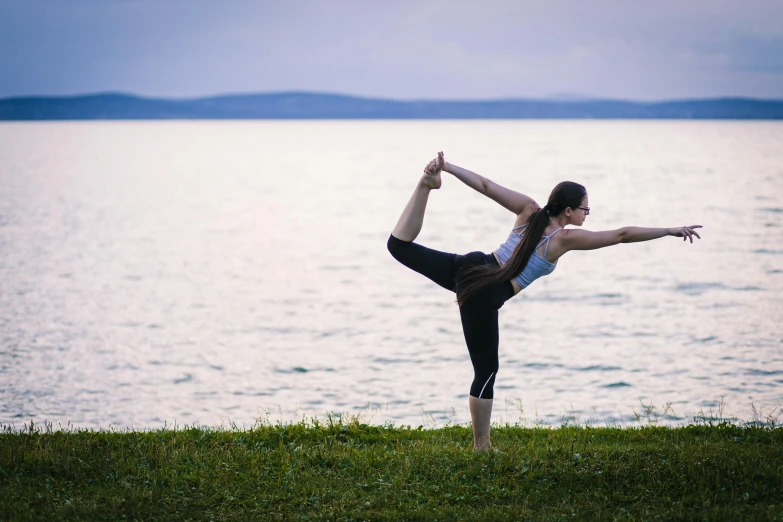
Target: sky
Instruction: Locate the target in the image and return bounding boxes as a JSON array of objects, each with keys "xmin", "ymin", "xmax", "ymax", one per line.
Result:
[{"xmin": 1, "ymin": 0, "xmax": 782, "ymax": 101}]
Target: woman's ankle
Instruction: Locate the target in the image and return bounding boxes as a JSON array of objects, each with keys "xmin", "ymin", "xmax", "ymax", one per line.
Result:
[{"xmin": 473, "ymin": 436, "xmax": 492, "ymax": 451}]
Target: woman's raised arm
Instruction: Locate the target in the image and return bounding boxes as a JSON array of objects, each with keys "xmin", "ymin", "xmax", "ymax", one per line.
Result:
[{"xmin": 436, "ymin": 155, "xmax": 538, "ymax": 215}]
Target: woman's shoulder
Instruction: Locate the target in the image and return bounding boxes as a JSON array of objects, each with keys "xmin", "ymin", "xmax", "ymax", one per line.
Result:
[{"xmin": 515, "ymin": 205, "xmax": 540, "ymax": 224}]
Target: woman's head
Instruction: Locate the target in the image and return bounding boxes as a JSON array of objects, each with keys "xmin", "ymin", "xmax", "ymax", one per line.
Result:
[{"xmin": 543, "ymin": 181, "xmax": 588, "ymax": 226}]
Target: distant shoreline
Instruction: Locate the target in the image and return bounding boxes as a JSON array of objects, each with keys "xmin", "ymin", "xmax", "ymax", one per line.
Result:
[{"xmin": 2, "ymin": 92, "xmax": 783, "ymax": 120}]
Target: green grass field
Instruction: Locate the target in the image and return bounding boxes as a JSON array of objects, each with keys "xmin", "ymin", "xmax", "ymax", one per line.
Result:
[{"xmin": 2, "ymin": 418, "xmax": 782, "ymax": 521}]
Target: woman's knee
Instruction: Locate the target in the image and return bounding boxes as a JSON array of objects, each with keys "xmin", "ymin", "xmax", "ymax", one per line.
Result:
[
  {"xmin": 387, "ymin": 234, "xmax": 409, "ymax": 260},
  {"xmin": 471, "ymin": 367, "xmax": 499, "ymax": 400}
]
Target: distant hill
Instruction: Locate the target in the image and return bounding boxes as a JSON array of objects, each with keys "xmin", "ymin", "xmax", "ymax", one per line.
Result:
[{"xmin": 1, "ymin": 92, "xmax": 782, "ymax": 120}]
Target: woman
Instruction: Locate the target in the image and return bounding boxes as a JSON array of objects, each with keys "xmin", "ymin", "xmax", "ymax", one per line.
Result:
[{"xmin": 387, "ymin": 152, "xmax": 701, "ymax": 450}]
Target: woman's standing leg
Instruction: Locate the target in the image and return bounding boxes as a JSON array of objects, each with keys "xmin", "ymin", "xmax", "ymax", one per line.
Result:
[
  {"xmin": 459, "ymin": 292, "xmax": 501, "ymax": 451},
  {"xmin": 470, "ymin": 397, "xmax": 494, "ymax": 450}
]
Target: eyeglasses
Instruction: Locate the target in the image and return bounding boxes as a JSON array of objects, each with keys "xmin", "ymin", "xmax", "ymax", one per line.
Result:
[{"xmin": 577, "ymin": 207, "xmax": 590, "ymax": 214}]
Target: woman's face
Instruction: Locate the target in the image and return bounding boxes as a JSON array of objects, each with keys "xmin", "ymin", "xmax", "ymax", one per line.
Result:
[{"xmin": 574, "ymin": 195, "xmax": 589, "ymax": 226}]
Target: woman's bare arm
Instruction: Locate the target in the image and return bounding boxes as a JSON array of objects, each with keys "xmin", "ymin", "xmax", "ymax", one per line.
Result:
[
  {"xmin": 442, "ymin": 160, "xmax": 538, "ymax": 215},
  {"xmin": 561, "ymin": 226, "xmax": 702, "ymax": 251}
]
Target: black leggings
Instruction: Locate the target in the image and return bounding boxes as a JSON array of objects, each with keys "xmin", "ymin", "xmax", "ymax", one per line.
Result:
[{"xmin": 387, "ymin": 234, "xmax": 514, "ymax": 399}]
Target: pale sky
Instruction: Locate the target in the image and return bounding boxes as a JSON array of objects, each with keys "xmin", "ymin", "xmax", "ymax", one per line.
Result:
[{"xmin": 1, "ymin": 0, "xmax": 782, "ymax": 100}]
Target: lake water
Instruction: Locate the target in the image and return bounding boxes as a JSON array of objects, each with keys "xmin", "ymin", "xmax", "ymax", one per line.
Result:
[{"xmin": 1, "ymin": 121, "xmax": 781, "ymax": 430}]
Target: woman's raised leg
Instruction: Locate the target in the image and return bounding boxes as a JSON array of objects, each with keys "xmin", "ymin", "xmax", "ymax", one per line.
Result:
[
  {"xmin": 391, "ymin": 153, "xmax": 443, "ymax": 242},
  {"xmin": 387, "ymin": 153, "xmax": 460, "ymax": 291}
]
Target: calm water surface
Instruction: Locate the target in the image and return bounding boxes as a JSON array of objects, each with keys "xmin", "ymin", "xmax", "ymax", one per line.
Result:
[{"xmin": 1, "ymin": 121, "xmax": 781, "ymax": 430}]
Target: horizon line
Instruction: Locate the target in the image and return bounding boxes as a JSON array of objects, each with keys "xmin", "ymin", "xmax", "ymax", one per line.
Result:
[{"xmin": 2, "ymin": 91, "xmax": 783, "ymax": 104}]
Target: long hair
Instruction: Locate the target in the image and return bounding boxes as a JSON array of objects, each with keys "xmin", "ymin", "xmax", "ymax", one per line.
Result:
[{"xmin": 455, "ymin": 181, "xmax": 587, "ymax": 306}]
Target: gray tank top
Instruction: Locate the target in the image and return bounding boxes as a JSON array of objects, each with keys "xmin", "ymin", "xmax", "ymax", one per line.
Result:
[{"xmin": 494, "ymin": 224, "xmax": 562, "ymax": 289}]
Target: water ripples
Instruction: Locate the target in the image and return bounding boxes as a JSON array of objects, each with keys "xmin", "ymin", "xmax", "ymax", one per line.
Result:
[{"xmin": 1, "ymin": 121, "xmax": 782, "ymax": 429}]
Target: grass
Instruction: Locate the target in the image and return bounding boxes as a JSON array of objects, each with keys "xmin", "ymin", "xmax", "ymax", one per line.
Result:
[{"xmin": 2, "ymin": 415, "xmax": 783, "ymax": 521}]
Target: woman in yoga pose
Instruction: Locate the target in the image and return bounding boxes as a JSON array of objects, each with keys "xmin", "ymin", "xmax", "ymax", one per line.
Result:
[{"xmin": 387, "ymin": 152, "xmax": 701, "ymax": 450}]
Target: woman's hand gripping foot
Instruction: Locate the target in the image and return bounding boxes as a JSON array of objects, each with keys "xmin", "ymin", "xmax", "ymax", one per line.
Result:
[{"xmin": 421, "ymin": 151, "xmax": 445, "ymax": 190}]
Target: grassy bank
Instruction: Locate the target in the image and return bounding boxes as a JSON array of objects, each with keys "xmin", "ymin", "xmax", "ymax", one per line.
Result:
[{"xmin": 2, "ymin": 420, "xmax": 782, "ymax": 520}]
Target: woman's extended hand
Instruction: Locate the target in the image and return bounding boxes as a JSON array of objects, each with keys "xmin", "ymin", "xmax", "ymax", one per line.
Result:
[
  {"xmin": 668, "ymin": 225, "xmax": 703, "ymax": 243},
  {"xmin": 424, "ymin": 151, "xmax": 445, "ymax": 175}
]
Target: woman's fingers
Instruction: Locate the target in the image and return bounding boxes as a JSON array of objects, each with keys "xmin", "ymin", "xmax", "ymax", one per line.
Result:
[
  {"xmin": 686, "ymin": 226, "xmax": 702, "ymax": 241},
  {"xmin": 424, "ymin": 152, "xmax": 445, "ymax": 174},
  {"xmin": 673, "ymin": 225, "xmax": 703, "ymax": 243}
]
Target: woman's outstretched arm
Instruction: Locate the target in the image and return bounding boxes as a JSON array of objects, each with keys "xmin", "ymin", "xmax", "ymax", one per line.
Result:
[
  {"xmin": 561, "ymin": 225, "xmax": 703, "ymax": 251},
  {"xmin": 442, "ymin": 160, "xmax": 538, "ymax": 215}
]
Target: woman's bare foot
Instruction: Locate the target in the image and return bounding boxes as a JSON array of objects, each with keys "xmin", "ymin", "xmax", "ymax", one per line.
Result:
[
  {"xmin": 473, "ymin": 436, "xmax": 492, "ymax": 451},
  {"xmin": 420, "ymin": 151, "xmax": 444, "ymax": 189}
]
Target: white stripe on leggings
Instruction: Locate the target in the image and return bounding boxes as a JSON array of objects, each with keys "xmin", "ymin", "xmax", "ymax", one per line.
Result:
[{"xmin": 478, "ymin": 372, "xmax": 495, "ymax": 399}]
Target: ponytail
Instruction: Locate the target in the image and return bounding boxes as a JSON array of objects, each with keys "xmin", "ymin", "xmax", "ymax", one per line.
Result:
[{"xmin": 455, "ymin": 207, "xmax": 550, "ymax": 306}]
